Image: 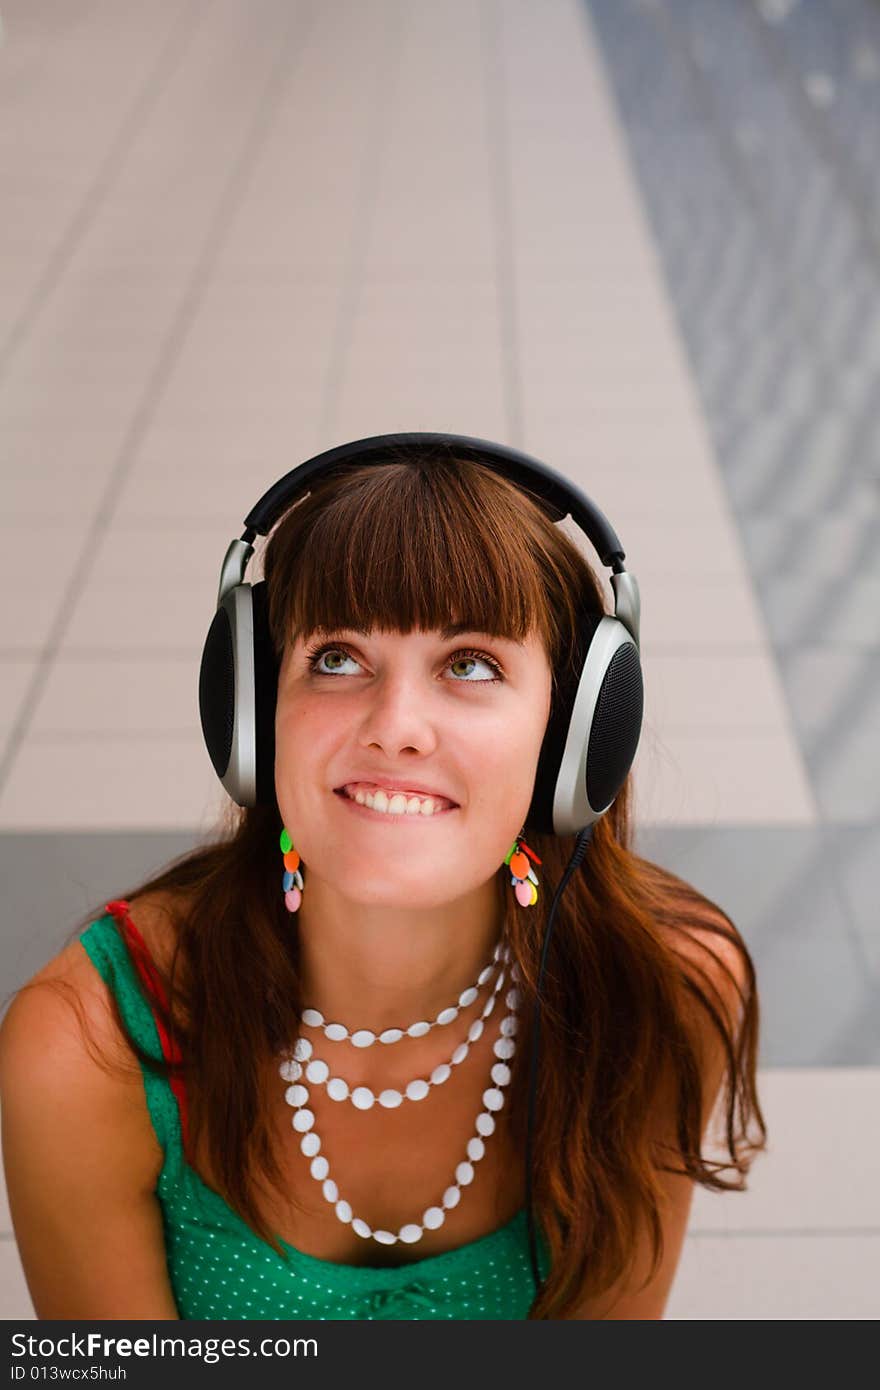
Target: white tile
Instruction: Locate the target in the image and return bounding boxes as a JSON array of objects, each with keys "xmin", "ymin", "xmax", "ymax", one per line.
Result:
[
  {"xmin": 60, "ymin": 579, "xmax": 213, "ymax": 657},
  {"xmin": 1, "ymin": 465, "xmax": 112, "ymax": 523},
  {"xmin": 114, "ymin": 457, "xmax": 294, "ymax": 526},
  {"xmin": 155, "ymin": 285, "xmax": 341, "ymax": 419},
  {"xmin": 58, "ymin": 522, "xmax": 230, "ymax": 656},
  {"xmin": 343, "ymin": 285, "xmax": 501, "ymax": 385},
  {"xmin": 334, "ymin": 379, "xmax": 508, "ymax": 438},
  {"xmin": 0, "ymin": 524, "xmax": 86, "ymax": 651},
  {"xmin": 642, "ymin": 651, "xmax": 793, "ymax": 733},
  {"xmin": 637, "ymin": 575, "xmax": 770, "ymax": 650},
  {"xmin": 518, "ymin": 294, "xmax": 693, "ymax": 397},
  {"xmin": 365, "ymin": 201, "xmax": 496, "ymax": 279},
  {"xmin": 612, "ymin": 516, "xmax": 751, "ymax": 584},
  {"xmin": 666, "ymin": 1232, "xmax": 880, "ymax": 1319},
  {"xmin": 0, "ymin": 659, "xmax": 37, "ymax": 739},
  {"xmin": 331, "ymin": 396, "xmax": 509, "ymax": 450},
  {"xmin": 631, "ymin": 723, "xmax": 818, "ymax": 825},
  {"xmin": 0, "ymin": 734, "xmax": 226, "ymax": 831},
  {"xmin": 0, "ymin": 1240, "xmax": 35, "ymax": 1321},
  {"xmin": 0, "ymin": 416, "xmax": 131, "ymax": 476},
  {"xmin": 30, "ymin": 656, "xmax": 200, "ymax": 735},
  {"xmin": 695, "ymin": 1069, "xmax": 880, "ymax": 1232},
  {"xmin": 122, "ymin": 411, "xmax": 324, "ymax": 494},
  {"xmin": 521, "ymin": 407, "xmax": 728, "ymax": 519}
]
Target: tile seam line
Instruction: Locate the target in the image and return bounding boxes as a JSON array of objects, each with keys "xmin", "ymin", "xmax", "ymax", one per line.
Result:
[
  {"xmin": 481, "ymin": 0, "xmax": 522, "ymax": 448},
  {"xmin": 0, "ymin": 0, "xmax": 205, "ymax": 380},
  {"xmin": 314, "ymin": 0, "xmax": 407, "ymax": 448},
  {"xmin": 0, "ymin": 0, "xmax": 320, "ymax": 802}
]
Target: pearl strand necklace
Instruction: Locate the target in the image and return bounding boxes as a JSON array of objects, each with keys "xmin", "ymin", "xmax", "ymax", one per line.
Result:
[
  {"xmin": 298, "ymin": 939, "xmax": 507, "ymax": 1047},
  {"xmin": 278, "ymin": 983, "xmax": 521, "ymax": 1247},
  {"xmin": 280, "ymin": 956, "xmax": 514, "ymax": 1110}
]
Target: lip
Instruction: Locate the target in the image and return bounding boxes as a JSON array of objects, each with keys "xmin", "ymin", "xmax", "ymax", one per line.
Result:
[
  {"xmin": 334, "ymin": 788, "xmax": 459, "ymax": 822},
  {"xmin": 333, "ymin": 779, "xmax": 460, "ymax": 806}
]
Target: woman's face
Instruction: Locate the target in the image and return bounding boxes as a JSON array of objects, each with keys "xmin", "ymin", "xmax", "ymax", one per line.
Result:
[{"xmin": 275, "ymin": 625, "xmax": 553, "ymax": 909}]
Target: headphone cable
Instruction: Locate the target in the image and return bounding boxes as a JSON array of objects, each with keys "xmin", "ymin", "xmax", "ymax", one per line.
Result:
[{"xmin": 525, "ymin": 824, "xmax": 595, "ymax": 1297}]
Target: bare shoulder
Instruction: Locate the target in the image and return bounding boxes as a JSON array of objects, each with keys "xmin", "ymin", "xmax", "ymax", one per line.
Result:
[
  {"xmin": 0, "ymin": 895, "xmax": 185, "ymax": 1318},
  {"xmin": 0, "ymin": 887, "xmax": 189, "ymax": 1184}
]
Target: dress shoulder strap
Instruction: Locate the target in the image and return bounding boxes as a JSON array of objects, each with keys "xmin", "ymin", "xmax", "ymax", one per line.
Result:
[{"xmin": 78, "ymin": 901, "xmax": 190, "ymax": 1186}]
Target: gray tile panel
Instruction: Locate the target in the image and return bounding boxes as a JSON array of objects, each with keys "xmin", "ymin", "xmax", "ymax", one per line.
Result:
[
  {"xmin": 776, "ymin": 648, "xmax": 880, "ymax": 822},
  {"xmin": 587, "ymin": 0, "xmax": 880, "ymax": 1062},
  {"xmin": 826, "ymin": 822, "xmax": 880, "ymax": 983},
  {"xmin": 635, "ymin": 825, "xmax": 880, "ymax": 1063},
  {"xmin": 0, "ymin": 831, "xmax": 200, "ymax": 1006}
]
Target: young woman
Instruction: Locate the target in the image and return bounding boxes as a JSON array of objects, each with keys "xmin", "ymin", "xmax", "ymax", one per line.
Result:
[{"xmin": 0, "ymin": 440, "xmax": 766, "ymax": 1320}]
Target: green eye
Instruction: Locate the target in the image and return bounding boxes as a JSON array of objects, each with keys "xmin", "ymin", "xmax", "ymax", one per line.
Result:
[{"xmin": 304, "ymin": 643, "xmax": 503, "ymax": 682}]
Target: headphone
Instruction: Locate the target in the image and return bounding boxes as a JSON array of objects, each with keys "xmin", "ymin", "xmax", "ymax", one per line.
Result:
[
  {"xmin": 199, "ymin": 431, "xmax": 644, "ymax": 835},
  {"xmin": 198, "ymin": 431, "xmax": 645, "ymax": 1302}
]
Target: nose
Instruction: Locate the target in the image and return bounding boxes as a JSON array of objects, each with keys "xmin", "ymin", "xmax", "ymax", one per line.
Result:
[{"xmin": 356, "ymin": 668, "xmax": 439, "ymax": 759}]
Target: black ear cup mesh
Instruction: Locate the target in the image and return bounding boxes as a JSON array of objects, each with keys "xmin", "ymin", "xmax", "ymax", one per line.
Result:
[
  {"xmin": 251, "ymin": 581, "xmax": 279, "ymax": 806},
  {"xmin": 586, "ymin": 641, "xmax": 643, "ymax": 812},
  {"xmin": 199, "ymin": 606, "xmax": 235, "ymax": 779}
]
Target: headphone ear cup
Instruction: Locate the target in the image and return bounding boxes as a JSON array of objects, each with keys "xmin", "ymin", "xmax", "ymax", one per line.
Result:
[
  {"xmin": 525, "ymin": 613, "xmax": 643, "ymax": 837},
  {"xmin": 585, "ymin": 639, "xmax": 642, "ymax": 815},
  {"xmin": 251, "ymin": 580, "xmax": 279, "ymax": 806},
  {"xmin": 199, "ymin": 604, "xmax": 236, "ymax": 784}
]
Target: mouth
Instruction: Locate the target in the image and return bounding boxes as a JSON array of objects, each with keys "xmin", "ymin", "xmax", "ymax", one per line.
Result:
[{"xmin": 334, "ymin": 783, "xmax": 459, "ymax": 821}]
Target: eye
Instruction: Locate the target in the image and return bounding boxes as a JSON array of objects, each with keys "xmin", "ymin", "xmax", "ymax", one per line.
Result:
[
  {"xmin": 304, "ymin": 643, "xmax": 503, "ymax": 683},
  {"xmin": 305, "ymin": 643, "xmax": 360, "ymax": 676},
  {"xmin": 446, "ymin": 649, "xmax": 503, "ymax": 683}
]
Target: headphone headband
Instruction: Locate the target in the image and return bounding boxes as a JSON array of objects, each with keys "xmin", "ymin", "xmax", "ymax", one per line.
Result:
[{"xmin": 240, "ymin": 433, "xmax": 628, "ymax": 574}]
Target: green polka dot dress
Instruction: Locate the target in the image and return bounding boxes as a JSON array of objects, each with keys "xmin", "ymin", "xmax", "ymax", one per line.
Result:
[{"xmin": 79, "ymin": 912, "xmax": 550, "ymax": 1320}]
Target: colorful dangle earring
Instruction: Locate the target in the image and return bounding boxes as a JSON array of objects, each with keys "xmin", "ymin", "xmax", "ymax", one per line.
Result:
[
  {"xmin": 505, "ymin": 831, "xmax": 541, "ymax": 907},
  {"xmin": 280, "ymin": 827, "xmax": 304, "ymax": 913}
]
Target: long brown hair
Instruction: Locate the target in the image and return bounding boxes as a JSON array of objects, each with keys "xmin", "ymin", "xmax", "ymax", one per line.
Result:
[{"xmin": 33, "ymin": 444, "xmax": 768, "ymax": 1318}]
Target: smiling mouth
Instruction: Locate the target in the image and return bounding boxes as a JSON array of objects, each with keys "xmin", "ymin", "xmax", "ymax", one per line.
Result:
[{"xmin": 334, "ymin": 786, "xmax": 458, "ymax": 819}]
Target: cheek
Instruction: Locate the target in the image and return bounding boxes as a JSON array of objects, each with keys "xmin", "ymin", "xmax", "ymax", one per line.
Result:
[
  {"xmin": 274, "ymin": 696, "xmax": 331, "ymax": 792},
  {"xmin": 275, "ymin": 692, "xmax": 327, "ymax": 743},
  {"xmin": 464, "ymin": 723, "xmax": 538, "ymax": 817}
]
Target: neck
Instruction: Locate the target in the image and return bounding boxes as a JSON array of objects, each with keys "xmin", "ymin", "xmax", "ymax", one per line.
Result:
[{"xmin": 293, "ymin": 874, "xmax": 505, "ymax": 1034}]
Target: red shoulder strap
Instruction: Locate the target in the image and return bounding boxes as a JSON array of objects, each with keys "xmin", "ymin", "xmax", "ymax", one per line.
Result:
[{"xmin": 105, "ymin": 899, "xmax": 190, "ymax": 1157}]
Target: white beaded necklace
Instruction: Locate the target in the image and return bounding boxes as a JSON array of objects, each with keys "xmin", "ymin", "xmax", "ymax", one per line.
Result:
[
  {"xmin": 280, "ymin": 953, "xmax": 514, "ymax": 1110},
  {"xmin": 278, "ymin": 983, "xmax": 521, "ymax": 1247},
  {"xmin": 298, "ymin": 939, "xmax": 507, "ymax": 1047}
]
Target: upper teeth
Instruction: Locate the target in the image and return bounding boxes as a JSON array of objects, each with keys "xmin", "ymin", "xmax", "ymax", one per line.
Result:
[{"xmin": 344, "ymin": 784, "xmax": 453, "ymax": 816}]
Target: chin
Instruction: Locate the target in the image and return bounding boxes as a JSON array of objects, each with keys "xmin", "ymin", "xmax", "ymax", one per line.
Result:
[{"xmin": 335, "ymin": 871, "xmax": 464, "ymax": 912}]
